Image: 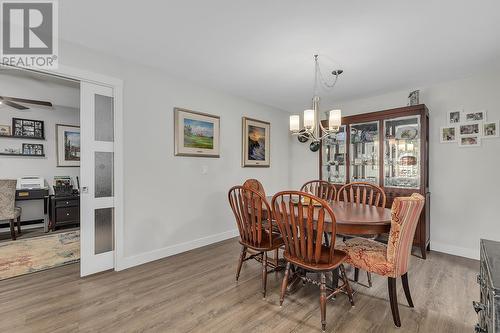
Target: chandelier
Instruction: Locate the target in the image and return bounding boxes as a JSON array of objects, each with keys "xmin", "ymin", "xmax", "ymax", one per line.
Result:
[{"xmin": 289, "ymin": 54, "xmax": 343, "ymax": 152}]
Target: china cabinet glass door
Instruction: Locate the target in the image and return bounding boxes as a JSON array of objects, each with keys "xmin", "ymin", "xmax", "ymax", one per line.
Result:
[
  {"xmin": 349, "ymin": 121, "xmax": 379, "ymax": 184},
  {"xmin": 322, "ymin": 125, "xmax": 346, "ymax": 184},
  {"xmin": 383, "ymin": 115, "xmax": 420, "ymax": 189}
]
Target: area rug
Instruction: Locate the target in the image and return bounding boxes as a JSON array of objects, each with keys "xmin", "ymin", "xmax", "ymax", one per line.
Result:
[{"xmin": 0, "ymin": 230, "xmax": 79, "ymax": 280}]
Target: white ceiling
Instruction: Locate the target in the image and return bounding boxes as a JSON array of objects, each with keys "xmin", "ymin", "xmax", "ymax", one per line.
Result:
[{"xmin": 60, "ymin": 1, "xmax": 500, "ymax": 112}]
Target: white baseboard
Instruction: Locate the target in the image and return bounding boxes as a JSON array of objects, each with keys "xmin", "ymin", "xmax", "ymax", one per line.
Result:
[
  {"xmin": 430, "ymin": 241, "xmax": 479, "ymax": 260},
  {"xmin": 115, "ymin": 229, "xmax": 239, "ymax": 271}
]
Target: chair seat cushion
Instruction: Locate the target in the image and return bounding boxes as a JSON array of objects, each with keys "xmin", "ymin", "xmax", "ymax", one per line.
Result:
[
  {"xmin": 240, "ymin": 232, "xmax": 284, "ymax": 251},
  {"xmin": 337, "ymin": 237, "xmax": 395, "ymax": 277},
  {"xmin": 284, "ymin": 246, "xmax": 347, "ymax": 271},
  {"xmin": 0, "ymin": 206, "xmax": 21, "ymax": 220}
]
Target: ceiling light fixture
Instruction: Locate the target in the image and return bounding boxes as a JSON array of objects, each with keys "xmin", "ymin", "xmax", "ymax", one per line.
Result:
[{"xmin": 289, "ymin": 54, "xmax": 343, "ymax": 152}]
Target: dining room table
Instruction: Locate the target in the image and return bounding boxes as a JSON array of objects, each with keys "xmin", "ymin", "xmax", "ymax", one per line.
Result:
[{"xmin": 265, "ymin": 196, "xmax": 392, "ymax": 235}]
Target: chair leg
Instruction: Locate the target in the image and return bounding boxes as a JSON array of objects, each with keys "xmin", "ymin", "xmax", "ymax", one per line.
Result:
[
  {"xmin": 340, "ymin": 264, "xmax": 355, "ymax": 306},
  {"xmin": 367, "ymin": 272, "xmax": 372, "ymax": 287},
  {"xmin": 16, "ymin": 216, "xmax": 21, "ymax": 234},
  {"xmin": 280, "ymin": 262, "xmax": 291, "ymax": 306},
  {"xmin": 401, "ymin": 273, "xmax": 414, "ymax": 307},
  {"xmin": 262, "ymin": 251, "xmax": 267, "ymax": 298},
  {"xmin": 10, "ymin": 219, "xmax": 16, "ymax": 240},
  {"xmin": 323, "ymin": 232, "xmax": 330, "ymax": 247},
  {"xmin": 320, "ymin": 272, "xmax": 327, "ymax": 332},
  {"xmin": 354, "ymin": 268, "xmax": 359, "ymax": 282},
  {"xmin": 388, "ymin": 277, "xmax": 401, "ymax": 327},
  {"xmin": 236, "ymin": 245, "xmax": 247, "ymax": 281}
]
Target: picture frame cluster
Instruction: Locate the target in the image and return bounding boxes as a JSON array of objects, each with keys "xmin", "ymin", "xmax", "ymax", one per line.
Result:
[{"xmin": 441, "ymin": 109, "xmax": 498, "ymax": 147}]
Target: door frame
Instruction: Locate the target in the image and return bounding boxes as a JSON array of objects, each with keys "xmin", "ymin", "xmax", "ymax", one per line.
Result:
[{"xmin": 1, "ymin": 63, "xmax": 125, "ymax": 273}]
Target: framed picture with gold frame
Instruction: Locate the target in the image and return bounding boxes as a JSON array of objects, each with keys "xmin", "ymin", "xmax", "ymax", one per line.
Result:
[
  {"xmin": 174, "ymin": 107, "xmax": 220, "ymax": 157},
  {"xmin": 242, "ymin": 117, "xmax": 270, "ymax": 167}
]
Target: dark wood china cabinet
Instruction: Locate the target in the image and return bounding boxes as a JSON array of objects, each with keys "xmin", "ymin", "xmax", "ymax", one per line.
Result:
[{"xmin": 320, "ymin": 104, "xmax": 430, "ymax": 258}]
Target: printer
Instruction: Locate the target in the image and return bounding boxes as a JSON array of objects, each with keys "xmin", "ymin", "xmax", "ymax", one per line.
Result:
[{"xmin": 16, "ymin": 176, "xmax": 46, "ymax": 190}]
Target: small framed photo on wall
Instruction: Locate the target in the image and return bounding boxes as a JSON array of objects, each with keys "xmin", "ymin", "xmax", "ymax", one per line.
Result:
[
  {"xmin": 12, "ymin": 118, "xmax": 45, "ymax": 139},
  {"xmin": 447, "ymin": 109, "xmax": 462, "ymax": 125},
  {"xmin": 464, "ymin": 110, "xmax": 487, "ymax": 122},
  {"xmin": 0, "ymin": 124, "xmax": 11, "ymax": 136},
  {"xmin": 22, "ymin": 143, "xmax": 44, "ymax": 156},
  {"xmin": 242, "ymin": 117, "xmax": 270, "ymax": 167},
  {"xmin": 483, "ymin": 121, "xmax": 499, "ymax": 138},
  {"xmin": 174, "ymin": 107, "xmax": 220, "ymax": 157},
  {"xmin": 459, "ymin": 135, "xmax": 481, "ymax": 148},
  {"xmin": 459, "ymin": 122, "xmax": 482, "ymax": 136},
  {"xmin": 440, "ymin": 126, "xmax": 457, "ymax": 143}
]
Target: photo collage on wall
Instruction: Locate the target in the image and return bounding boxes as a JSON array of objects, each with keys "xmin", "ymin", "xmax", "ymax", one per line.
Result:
[{"xmin": 440, "ymin": 109, "xmax": 499, "ymax": 147}]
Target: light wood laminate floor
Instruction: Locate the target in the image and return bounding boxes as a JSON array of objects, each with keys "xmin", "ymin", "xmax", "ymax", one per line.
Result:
[{"xmin": 0, "ymin": 238, "xmax": 478, "ymax": 332}]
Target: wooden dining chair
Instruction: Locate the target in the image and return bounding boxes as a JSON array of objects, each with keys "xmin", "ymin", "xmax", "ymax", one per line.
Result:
[
  {"xmin": 300, "ymin": 180, "xmax": 337, "ymax": 248},
  {"xmin": 0, "ymin": 179, "xmax": 22, "ymax": 240},
  {"xmin": 337, "ymin": 181, "xmax": 387, "ymax": 286},
  {"xmin": 300, "ymin": 180, "xmax": 336, "ymax": 202},
  {"xmin": 338, "ymin": 193, "xmax": 425, "ymax": 327},
  {"xmin": 228, "ymin": 185, "xmax": 284, "ymax": 298},
  {"xmin": 272, "ymin": 191, "xmax": 354, "ymax": 333},
  {"xmin": 337, "ymin": 181, "xmax": 386, "ymax": 207},
  {"xmin": 242, "ymin": 178, "xmax": 266, "ymax": 197},
  {"xmin": 242, "ymin": 179, "xmax": 283, "ymax": 265}
]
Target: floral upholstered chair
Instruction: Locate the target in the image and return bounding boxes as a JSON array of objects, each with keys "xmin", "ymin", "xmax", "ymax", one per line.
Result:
[
  {"xmin": 339, "ymin": 193, "xmax": 425, "ymax": 327},
  {"xmin": 0, "ymin": 179, "xmax": 22, "ymax": 240}
]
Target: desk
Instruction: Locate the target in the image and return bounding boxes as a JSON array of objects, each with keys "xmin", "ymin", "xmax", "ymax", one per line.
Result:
[{"xmin": 15, "ymin": 188, "xmax": 50, "ymax": 232}]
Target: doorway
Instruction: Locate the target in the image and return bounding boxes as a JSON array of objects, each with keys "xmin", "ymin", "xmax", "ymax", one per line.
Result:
[{"xmin": 0, "ymin": 64, "xmax": 123, "ymax": 279}]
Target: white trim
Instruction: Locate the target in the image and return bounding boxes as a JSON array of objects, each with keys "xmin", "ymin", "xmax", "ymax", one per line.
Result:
[
  {"xmin": 115, "ymin": 229, "xmax": 239, "ymax": 271},
  {"xmin": 2, "ymin": 63, "xmax": 125, "ymax": 275},
  {"xmin": 430, "ymin": 241, "xmax": 479, "ymax": 260}
]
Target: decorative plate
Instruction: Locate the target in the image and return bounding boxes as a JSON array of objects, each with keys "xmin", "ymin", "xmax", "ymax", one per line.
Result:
[{"xmin": 395, "ymin": 125, "xmax": 418, "ymax": 140}]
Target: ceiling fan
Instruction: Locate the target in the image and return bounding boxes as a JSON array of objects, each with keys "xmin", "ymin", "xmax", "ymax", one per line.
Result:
[{"xmin": 0, "ymin": 96, "xmax": 53, "ymax": 110}]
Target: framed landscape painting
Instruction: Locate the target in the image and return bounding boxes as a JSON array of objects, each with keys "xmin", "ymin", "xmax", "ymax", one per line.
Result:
[
  {"xmin": 242, "ymin": 117, "xmax": 270, "ymax": 167},
  {"xmin": 56, "ymin": 124, "xmax": 80, "ymax": 167},
  {"xmin": 174, "ymin": 107, "xmax": 220, "ymax": 157}
]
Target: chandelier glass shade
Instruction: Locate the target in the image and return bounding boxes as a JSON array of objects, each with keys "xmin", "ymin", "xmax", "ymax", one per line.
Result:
[{"xmin": 290, "ymin": 55, "xmax": 343, "ymax": 151}]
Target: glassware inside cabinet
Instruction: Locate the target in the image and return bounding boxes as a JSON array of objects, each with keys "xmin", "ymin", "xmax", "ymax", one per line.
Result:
[
  {"xmin": 349, "ymin": 121, "xmax": 379, "ymax": 184},
  {"xmin": 384, "ymin": 115, "xmax": 420, "ymax": 189},
  {"xmin": 321, "ymin": 125, "xmax": 346, "ymax": 184}
]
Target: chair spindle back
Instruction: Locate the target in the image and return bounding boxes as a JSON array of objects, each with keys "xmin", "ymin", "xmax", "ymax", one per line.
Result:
[
  {"xmin": 300, "ymin": 180, "xmax": 336, "ymax": 202},
  {"xmin": 337, "ymin": 181, "xmax": 387, "ymax": 207},
  {"xmin": 271, "ymin": 191, "xmax": 337, "ymax": 265},
  {"xmin": 228, "ymin": 185, "xmax": 273, "ymax": 248}
]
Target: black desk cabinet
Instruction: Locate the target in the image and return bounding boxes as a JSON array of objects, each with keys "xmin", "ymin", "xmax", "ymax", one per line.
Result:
[{"xmin": 48, "ymin": 195, "xmax": 80, "ymax": 231}]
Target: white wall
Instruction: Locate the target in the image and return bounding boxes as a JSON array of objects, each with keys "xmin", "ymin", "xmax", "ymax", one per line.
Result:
[
  {"xmin": 58, "ymin": 41, "xmax": 291, "ymax": 267},
  {"xmin": 0, "ymin": 73, "xmax": 80, "ymax": 221},
  {"xmin": 290, "ymin": 69, "xmax": 500, "ymax": 259}
]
